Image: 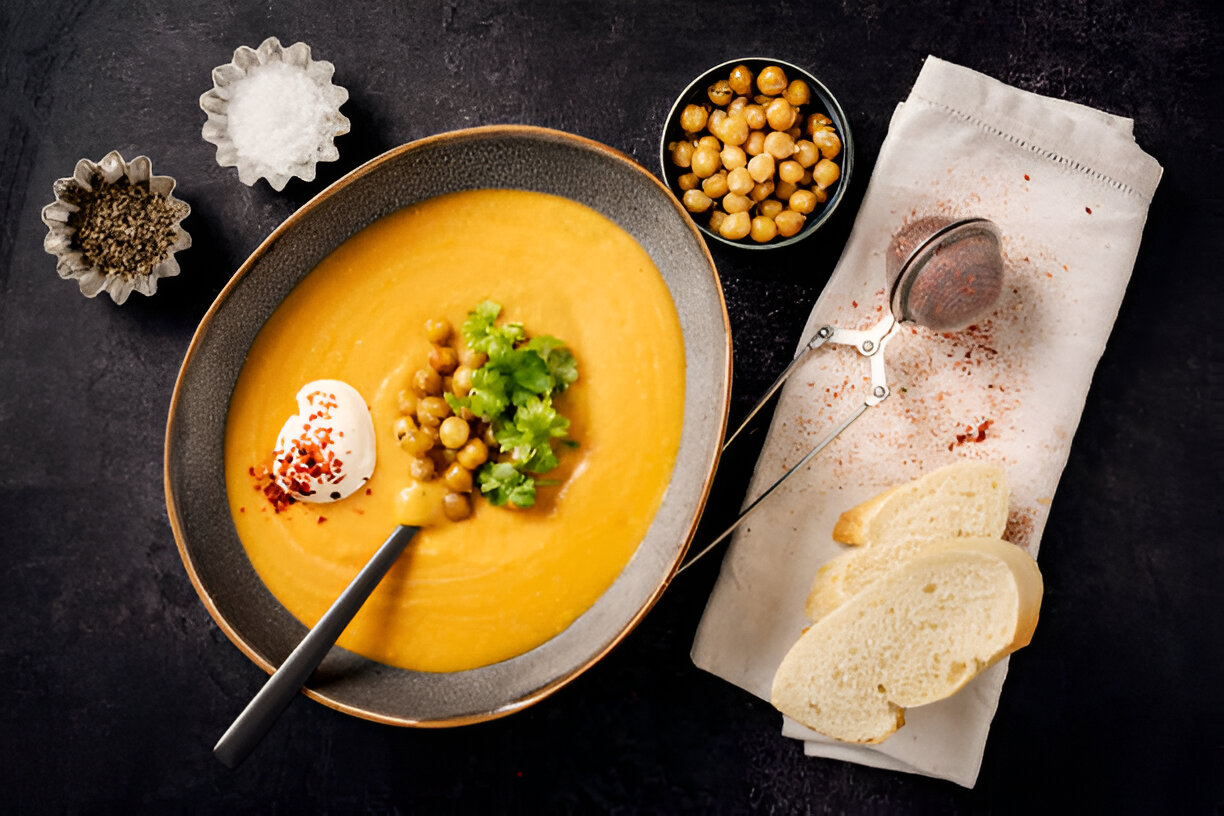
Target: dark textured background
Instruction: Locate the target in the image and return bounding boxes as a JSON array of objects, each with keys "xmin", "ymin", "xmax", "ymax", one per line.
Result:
[{"xmin": 2, "ymin": 1, "xmax": 1221, "ymax": 813}]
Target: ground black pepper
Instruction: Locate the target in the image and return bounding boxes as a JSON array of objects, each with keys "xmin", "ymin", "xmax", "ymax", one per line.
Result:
[{"xmin": 61, "ymin": 174, "xmax": 187, "ymax": 279}]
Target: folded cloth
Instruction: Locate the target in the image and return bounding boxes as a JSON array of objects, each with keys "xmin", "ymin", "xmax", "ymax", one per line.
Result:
[{"xmin": 690, "ymin": 55, "xmax": 1162, "ymax": 788}]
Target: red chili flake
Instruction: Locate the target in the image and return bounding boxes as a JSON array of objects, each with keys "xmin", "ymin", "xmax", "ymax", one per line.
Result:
[
  {"xmin": 1024, "ymin": 173, "xmax": 1030, "ymax": 181},
  {"xmin": 851, "ymin": 300, "xmax": 858, "ymax": 308},
  {"xmin": 365, "ymin": 488, "xmax": 373, "ymax": 495},
  {"xmin": 239, "ymin": 507, "xmax": 246, "ymax": 513},
  {"xmin": 1085, "ymin": 207, "xmax": 1092, "ymax": 214},
  {"xmin": 317, "ymin": 516, "xmax": 327, "ymax": 524}
]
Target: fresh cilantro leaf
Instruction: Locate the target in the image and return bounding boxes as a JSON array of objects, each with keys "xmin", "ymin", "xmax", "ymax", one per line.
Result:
[
  {"xmin": 466, "ymin": 365, "xmax": 510, "ymax": 419},
  {"xmin": 461, "ymin": 300, "xmax": 502, "ymax": 351},
  {"xmin": 524, "ymin": 336, "xmax": 579, "ymax": 391},
  {"xmin": 455, "ymin": 300, "xmax": 580, "ymax": 507},
  {"xmin": 477, "ymin": 461, "xmax": 537, "ymax": 508},
  {"xmin": 508, "ymin": 348, "xmax": 554, "ymax": 395}
]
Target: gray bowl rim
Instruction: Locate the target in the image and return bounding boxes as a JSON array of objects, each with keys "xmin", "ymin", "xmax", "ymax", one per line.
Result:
[
  {"xmin": 659, "ymin": 56, "xmax": 854, "ymax": 250},
  {"xmin": 164, "ymin": 124, "xmax": 732, "ymax": 727}
]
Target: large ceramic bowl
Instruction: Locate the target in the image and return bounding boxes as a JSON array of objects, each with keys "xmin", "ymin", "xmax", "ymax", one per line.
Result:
[{"xmin": 165, "ymin": 125, "xmax": 732, "ymax": 726}]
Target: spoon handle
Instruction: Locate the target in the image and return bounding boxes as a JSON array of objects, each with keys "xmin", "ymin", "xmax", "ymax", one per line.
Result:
[{"xmin": 214, "ymin": 524, "xmax": 420, "ymax": 768}]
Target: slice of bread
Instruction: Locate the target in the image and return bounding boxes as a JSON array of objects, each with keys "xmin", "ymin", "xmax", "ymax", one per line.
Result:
[
  {"xmin": 771, "ymin": 537, "xmax": 1042, "ymax": 744},
  {"xmin": 830, "ymin": 460, "xmax": 1008, "ymax": 546},
  {"xmin": 808, "ymin": 461, "xmax": 1010, "ymax": 620}
]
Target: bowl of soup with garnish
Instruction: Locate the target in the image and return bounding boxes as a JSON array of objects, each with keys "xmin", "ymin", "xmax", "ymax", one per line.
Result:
[{"xmin": 165, "ymin": 126, "xmax": 732, "ymax": 726}]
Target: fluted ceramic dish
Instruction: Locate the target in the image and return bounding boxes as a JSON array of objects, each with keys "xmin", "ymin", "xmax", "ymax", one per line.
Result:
[
  {"xmin": 41, "ymin": 150, "xmax": 191, "ymax": 304},
  {"xmin": 200, "ymin": 37, "xmax": 350, "ymax": 191},
  {"xmin": 165, "ymin": 125, "xmax": 732, "ymax": 727}
]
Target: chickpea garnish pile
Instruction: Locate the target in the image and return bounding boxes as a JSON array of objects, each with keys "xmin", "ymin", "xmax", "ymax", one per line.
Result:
[
  {"xmin": 393, "ymin": 317, "xmax": 495, "ymax": 522},
  {"xmin": 667, "ymin": 63, "xmax": 843, "ymax": 243}
]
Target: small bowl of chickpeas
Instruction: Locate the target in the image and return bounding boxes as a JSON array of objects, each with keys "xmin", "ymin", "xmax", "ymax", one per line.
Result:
[{"xmin": 660, "ymin": 58, "xmax": 853, "ymax": 248}]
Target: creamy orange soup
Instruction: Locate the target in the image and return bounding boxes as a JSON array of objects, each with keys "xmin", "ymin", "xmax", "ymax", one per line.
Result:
[{"xmin": 224, "ymin": 189, "xmax": 685, "ymax": 672}]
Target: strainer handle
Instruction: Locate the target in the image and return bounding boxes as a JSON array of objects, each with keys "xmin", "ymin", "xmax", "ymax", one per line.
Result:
[{"xmin": 722, "ymin": 327, "xmax": 836, "ymax": 451}]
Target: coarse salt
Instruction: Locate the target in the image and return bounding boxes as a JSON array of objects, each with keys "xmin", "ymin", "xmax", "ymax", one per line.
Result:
[{"xmin": 226, "ymin": 62, "xmax": 335, "ymax": 175}]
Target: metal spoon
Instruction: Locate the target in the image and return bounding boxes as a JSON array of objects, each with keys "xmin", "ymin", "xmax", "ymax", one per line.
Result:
[
  {"xmin": 678, "ymin": 217, "xmax": 1003, "ymax": 573},
  {"xmin": 213, "ymin": 524, "xmax": 420, "ymax": 768}
]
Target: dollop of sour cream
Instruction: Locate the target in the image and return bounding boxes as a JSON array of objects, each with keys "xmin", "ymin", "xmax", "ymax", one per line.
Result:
[{"xmin": 271, "ymin": 379, "xmax": 376, "ymax": 503}]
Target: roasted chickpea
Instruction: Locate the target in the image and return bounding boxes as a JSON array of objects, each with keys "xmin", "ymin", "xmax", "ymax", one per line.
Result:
[
  {"xmin": 707, "ymin": 79, "xmax": 733, "ymax": 105},
  {"xmin": 764, "ymin": 130, "xmax": 796, "ymax": 160},
  {"xmin": 443, "ymin": 462, "xmax": 473, "ymax": 493},
  {"xmin": 443, "ymin": 491, "xmax": 472, "ymax": 521},
  {"xmin": 393, "ymin": 415, "xmax": 415, "ymax": 442},
  {"xmin": 439, "ymin": 415, "xmax": 471, "ymax": 449},
  {"xmin": 413, "ymin": 367, "xmax": 442, "ymax": 396},
  {"xmin": 726, "ymin": 96, "xmax": 748, "ymax": 117},
  {"xmin": 718, "ymin": 211, "xmax": 752, "ymax": 240},
  {"xmin": 424, "ymin": 318, "xmax": 452, "ymax": 344},
  {"xmin": 727, "ymin": 166, "xmax": 754, "ymax": 195},
  {"xmin": 811, "ymin": 128, "xmax": 842, "ymax": 160},
  {"xmin": 747, "ymin": 152, "xmax": 775, "ymax": 183},
  {"xmin": 416, "ymin": 396, "xmax": 450, "ymax": 427},
  {"xmin": 697, "ymin": 134, "xmax": 720, "ymax": 152},
  {"xmin": 701, "ymin": 172, "xmax": 729, "ymax": 199},
  {"xmin": 720, "ymin": 144, "xmax": 747, "ymax": 170},
  {"xmin": 775, "ymin": 209, "xmax": 806, "ymax": 237},
  {"xmin": 707, "ymin": 210, "xmax": 729, "ymax": 233},
  {"xmin": 744, "ymin": 130, "xmax": 766, "ymax": 156},
  {"xmin": 743, "ymin": 104, "xmax": 767, "ymax": 130},
  {"xmin": 670, "ymin": 140, "xmax": 693, "ymax": 169},
  {"xmin": 456, "ymin": 438, "xmax": 489, "ymax": 470},
  {"xmin": 788, "ymin": 189, "xmax": 818, "ymax": 214},
  {"xmin": 428, "ymin": 345, "xmax": 458, "ymax": 375},
  {"xmin": 397, "ymin": 388, "xmax": 418, "ymax": 416},
  {"xmin": 778, "ymin": 160, "xmax": 804, "ymax": 184},
  {"xmin": 457, "ymin": 346, "xmax": 487, "ymax": 369},
  {"xmin": 804, "ymin": 113, "xmax": 833, "ymax": 138},
  {"xmin": 783, "ymin": 79, "xmax": 811, "ymax": 107},
  {"xmin": 722, "ymin": 192, "xmax": 752, "ymax": 213},
  {"xmin": 765, "ymin": 98, "xmax": 796, "ymax": 131},
  {"xmin": 683, "ymin": 189, "xmax": 713, "ymax": 213},
  {"xmin": 679, "ymin": 104, "xmax": 708, "ymax": 133},
  {"xmin": 677, "ymin": 172, "xmax": 700, "ymax": 191},
  {"xmin": 410, "ymin": 455, "xmax": 436, "ymax": 481},
  {"xmin": 452, "ymin": 365, "xmax": 474, "ymax": 397},
  {"xmin": 774, "ymin": 179, "xmax": 799, "ymax": 201},
  {"xmin": 707, "ymin": 109, "xmax": 728, "ymax": 141},
  {"xmin": 756, "ymin": 65, "xmax": 788, "ymax": 95},
  {"xmin": 420, "ymin": 423, "xmax": 441, "ymax": 447},
  {"xmin": 399, "ymin": 428, "xmax": 434, "ymax": 456},
  {"xmin": 481, "ymin": 423, "xmax": 498, "ymax": 448},
  {"xmin": 750, "ymin": 215, "xmax": 779, "ymax": 243},
  {"xmin": 720, "ymin": 114, "xmax": 749, "ymax": 146},
  {"xmin": 691, "ymin": 145, "xmax": 720, "ymax": 178},
  {"xmin": 794, "ymin": 139, "xmax": 820, "ymax": 168},
  {"xmin": 758, "ymin": 198, "xmax": 784, "ymax": 219},
  {"xmin": 812, "ymin": 158, "xmax": 841, "ymax": 189},
  {"xmin": 728, "ymin": 64, "xmax": 754, "ymax": 95},
  {"xmin": 749, "ymin": 179, "xmax": 775, "ymax": 203}
]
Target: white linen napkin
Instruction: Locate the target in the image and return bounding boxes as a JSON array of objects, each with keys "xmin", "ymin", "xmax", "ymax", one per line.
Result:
[{"xmin": 690, "ymin": 55, "xmax": 1162, "ymax": 788}]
